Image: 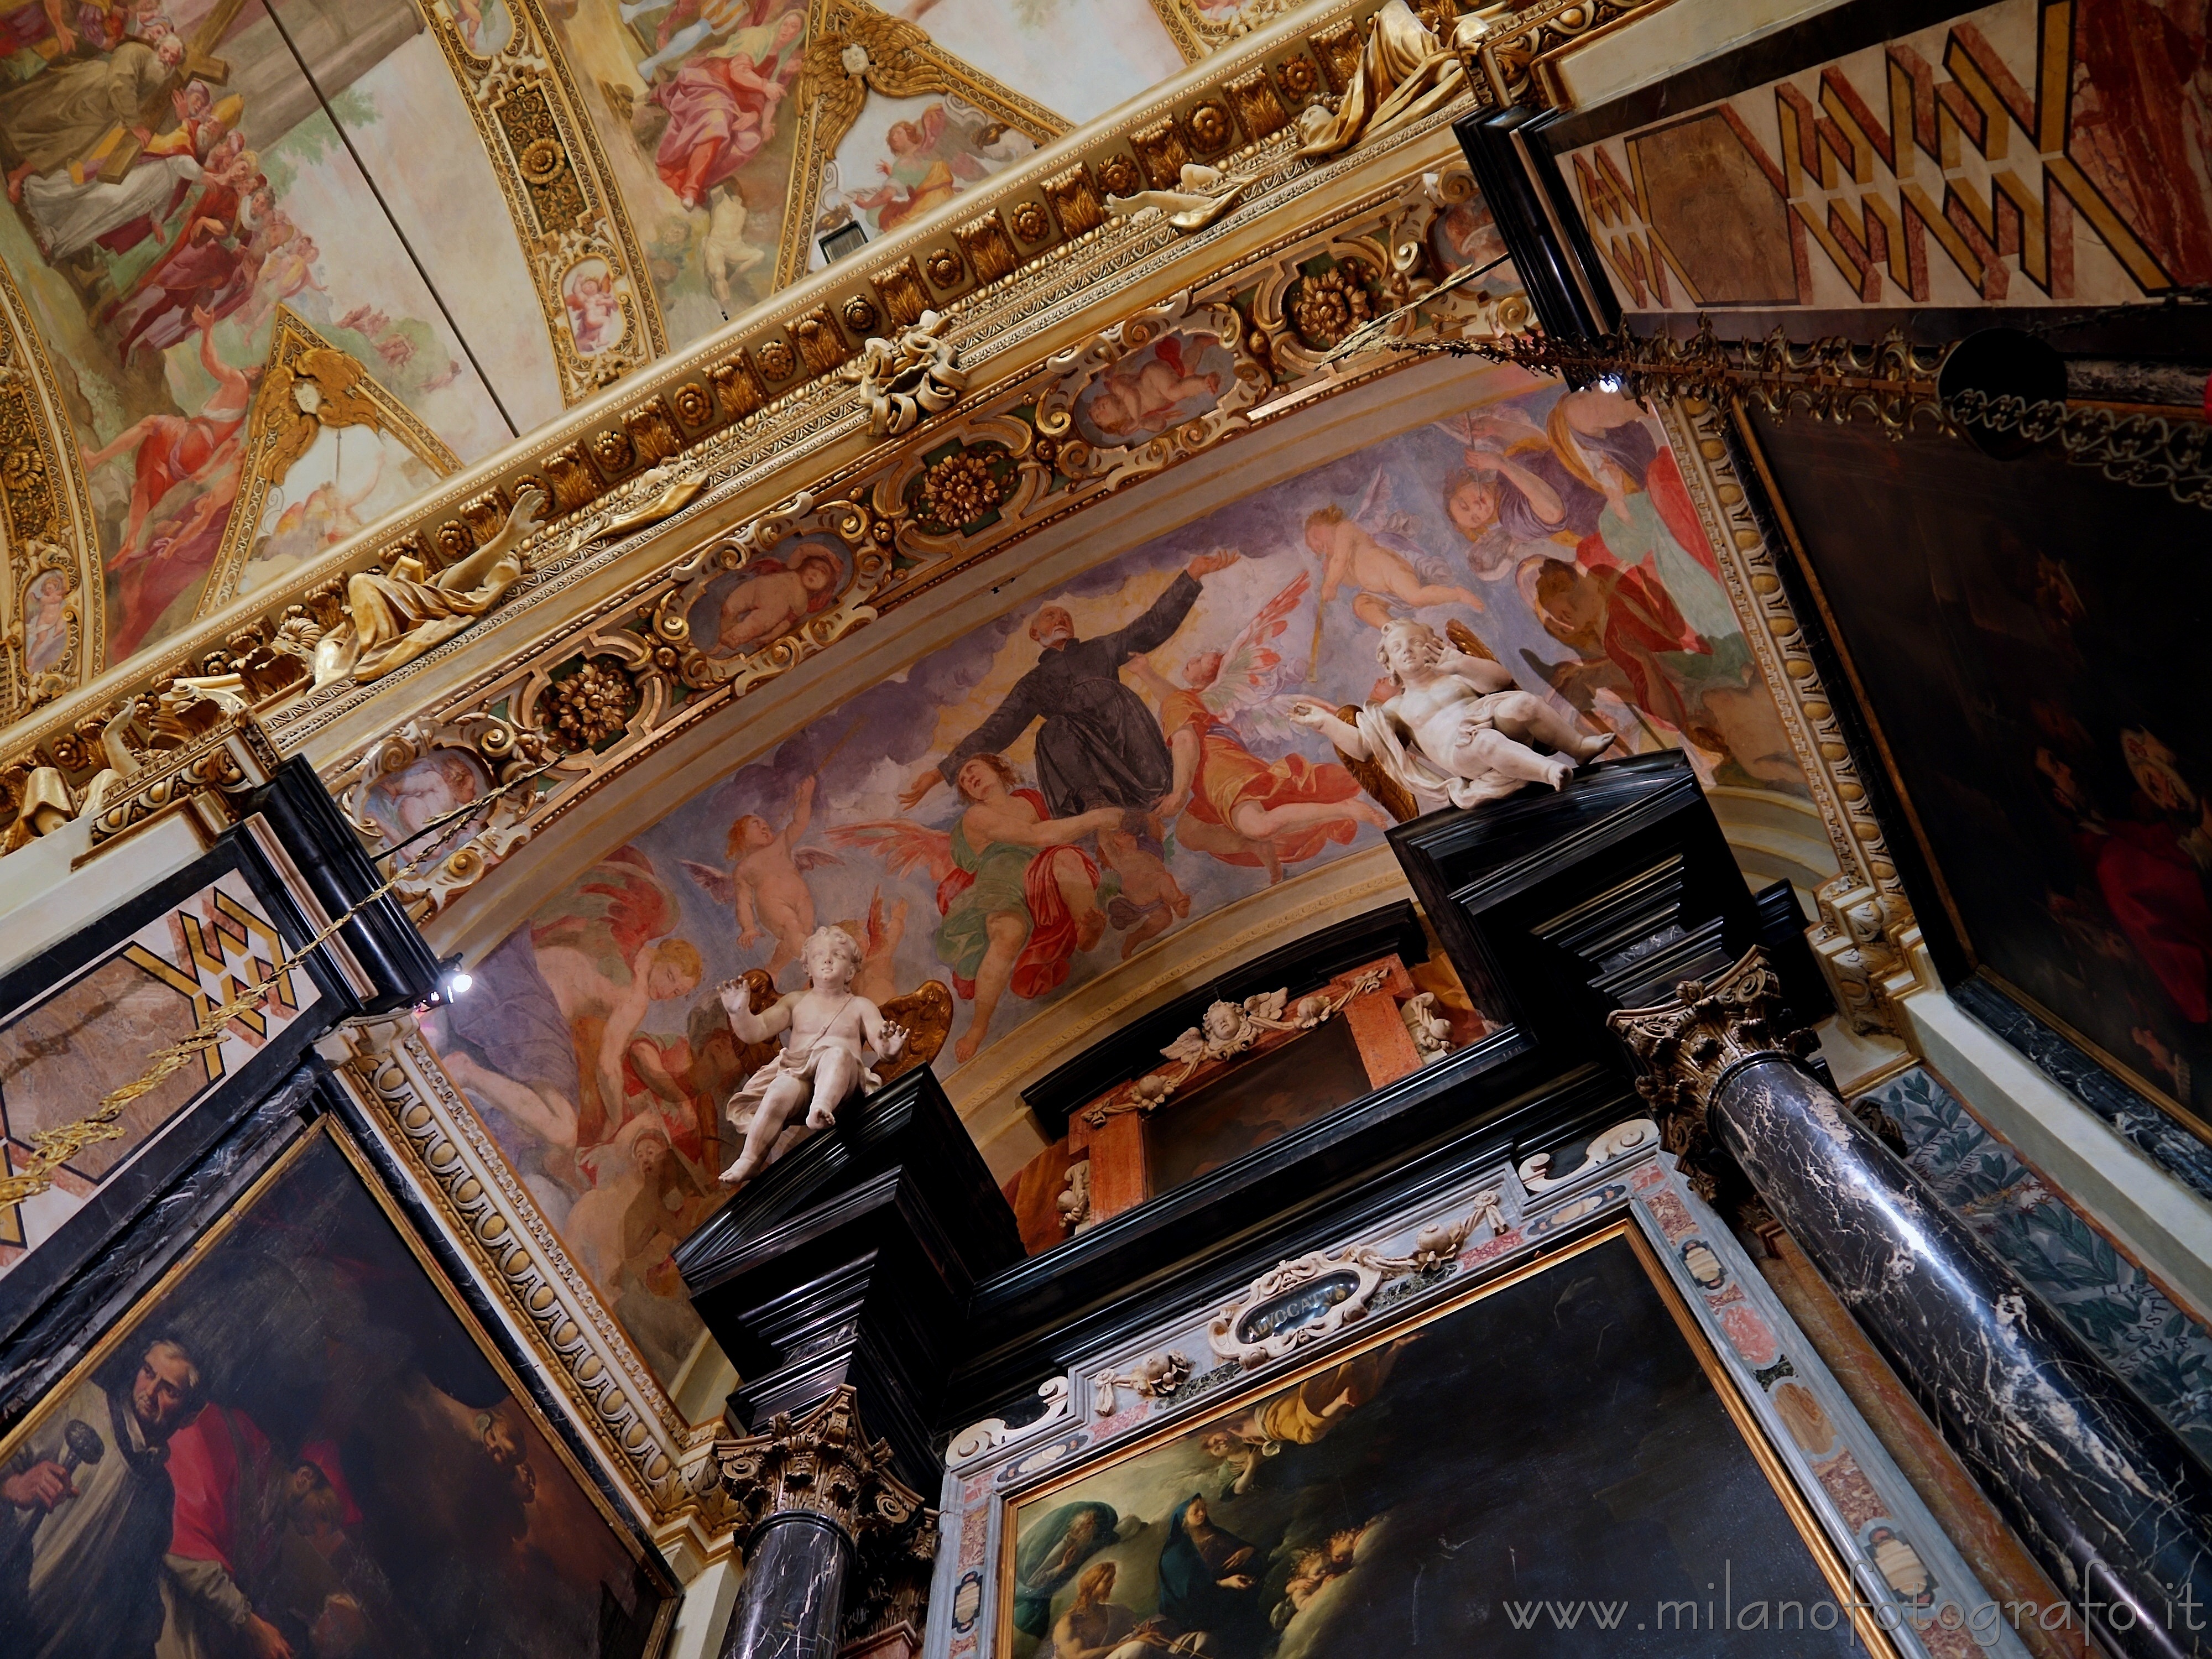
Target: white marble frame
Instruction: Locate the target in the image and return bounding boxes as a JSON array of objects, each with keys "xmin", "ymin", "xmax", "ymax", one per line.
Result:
[{"xmin": 929, "ymin": 1127, "xmax": 2032, "ymax": 1659}]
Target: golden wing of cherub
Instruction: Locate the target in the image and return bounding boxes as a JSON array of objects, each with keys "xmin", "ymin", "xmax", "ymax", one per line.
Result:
[
  {"xmin": 875, "ymin": 977, "xmax": 953, "ymax": 1084},
  {"xmin": 1444, "ymin": 618, "xmax": 1497, "ymax": 662},
  {"xmin": 1333, "ymin": 703, "xmax": 1419, "ymax": 823}
]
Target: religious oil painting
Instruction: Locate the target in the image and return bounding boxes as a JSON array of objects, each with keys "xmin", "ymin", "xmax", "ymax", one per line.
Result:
[
  {"xmin": 425, "ymin": 376, "xmax": 1806, "ymax": 1389},
  {"xmin": 1742, "ymin": 410, "xmax": 2212, "ymax": 1131},
  {"xmin": 558, "ymin": 0, "xmax": 810, "ymax": 343},
  {"xmin": 0, "ymin": 1121, "xmax": 674, "ymax": 1659},
  {"xmin": 0, "ymin": 0, "xmax": 511, "ymax": 668},
  {"xmin": 685, "ymin": 538, "xmax": 851, "ymax": 659},
  {"xmin": 1003, "ymin": 1228, "xmax": 1882, "ymax": 1659},
  {"xmin": 1071, "ymin": 329, "xmax": 1236, "ymax": 449},
  {"xmin": 1142, "ymin": 1016, "xmax": 1373, "ymax": 1194},
  {"xmin": 815, "ymin": 93, "xmax": 1036, "ymax": 259}
]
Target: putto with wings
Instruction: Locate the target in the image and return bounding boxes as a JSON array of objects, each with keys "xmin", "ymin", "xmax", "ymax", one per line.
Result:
[{"xmin": 1133, "ymin": 568, "xmax": 1395, "ymax": 883}]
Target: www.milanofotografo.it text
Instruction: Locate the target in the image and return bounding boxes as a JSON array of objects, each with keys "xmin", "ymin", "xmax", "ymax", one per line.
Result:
[{"xmin": 1491, "ymin": 1562, "xmax": 2205, "ymax": 1645}]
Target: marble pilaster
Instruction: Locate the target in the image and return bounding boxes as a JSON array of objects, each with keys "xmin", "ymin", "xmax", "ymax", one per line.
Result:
[{"xmin": 1614, "ymin": 948, "xmax": 2212, "ymax": 1659}]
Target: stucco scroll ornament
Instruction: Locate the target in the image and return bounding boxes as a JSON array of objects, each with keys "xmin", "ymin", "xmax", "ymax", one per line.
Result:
[
  {"xmin": 1092, "ymin": 1350, "xmax": 1194, "ymax": 1416},
  {"xmin": 341, "ymin": 716, "xmax": 550, "ymax": 917},
  {"xmin": 1293, "ymin": 0, "xmax": 1477, "ymax": 160},
  {"xmin": 1208, "ymin": 1248, "xmax": 1389, "ymax": 1369},
  {"xmin": 945, "ymin": 1376, "xmax": 1073, "ymax": 1469},
  {"xmin": 1290, "ymin": 617, "xmax": 1614, "ymax": 810},
  {"xmin": 1517, "ymin": 1119, "xmax": 1661, "ymax": 1193},
  {"xmin": 312, "ymin": 487, "xmax": 547, "ymax": 687},
  {"xmin": 1103, "ymin": 162, "xmax": 1256, "ymax": 233},
  {"xmin": 843, "ymin": 309, "xmax": 968, "ymax": 437},
  {"xmin": 1033, "ymin": 291, "xmax": 1265, "ymax": 488},
  {"xmin": 651, "ymin": 490, "xmax": 890, "ymax": 691},
  {"xmin": 1089, "ymin": 972, "xmax": 1388, "ymax": 1123}
]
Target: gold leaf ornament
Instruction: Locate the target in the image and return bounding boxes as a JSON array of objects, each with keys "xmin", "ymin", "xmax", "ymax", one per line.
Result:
[{"xmin": 800, "ymin": 8, "xmax": 948, "ymax": 158}]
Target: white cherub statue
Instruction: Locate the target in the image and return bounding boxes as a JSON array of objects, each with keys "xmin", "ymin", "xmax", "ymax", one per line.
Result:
[
  {"xmin": 717, "ymin": 925, "xmax": 908, "ymax": 1188},
  {"xmin": 1291, "ymin": 618, "xmax": 1614, "ymax": 810}
]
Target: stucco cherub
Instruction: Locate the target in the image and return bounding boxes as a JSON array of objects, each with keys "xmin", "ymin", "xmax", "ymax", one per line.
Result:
[
  {"xmin": 717, "ymin": 924, "xmax": 908, "ymax": 1188},
  {"xmin": 1290, "ymin": 618, "xmax": 1614, "ymax": 810}
]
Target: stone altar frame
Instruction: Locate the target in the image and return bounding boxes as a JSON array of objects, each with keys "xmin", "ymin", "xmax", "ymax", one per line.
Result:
[{"xmin": 933, "ymin": 1125, "xmax": 2031, "ymax": 1659}]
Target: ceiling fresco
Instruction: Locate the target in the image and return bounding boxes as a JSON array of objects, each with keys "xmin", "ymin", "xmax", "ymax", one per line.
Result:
[{"xmin": 0, "ymin": 0, "xmax": 1214, "ymax": 717}]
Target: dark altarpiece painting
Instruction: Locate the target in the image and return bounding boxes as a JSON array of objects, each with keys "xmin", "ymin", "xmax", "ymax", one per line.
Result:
[
  {"xmin": 1742, "ymin": 414, "xmax": 2212, "ymax": 1130},
  {"xmin": 1003, "ymin": 1226, "xmax": 1875, "ymax": 1659},
  {"xmin": 0, "ymin": 1121, "xmax": 672, "ymax": 1659}
]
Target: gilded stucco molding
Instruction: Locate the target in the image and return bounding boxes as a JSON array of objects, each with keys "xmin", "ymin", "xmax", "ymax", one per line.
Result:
[
  {"xmin": 1657, "ymin": 395, "xmax": 1930, "ymax": 1035},
  {"xmin": 200, "ymin": 309, "xmax": 461, "ymax": 615},
  {"xmin": 776, "ymin": 0, "xmax": 1071, "ymax": 293},
  {"xmin": 298, "ymin": 166, "xmax": 1512, "ymax": 924},
  {"xmin": 421, "ymin": 0, "xmax": 666, "ymax": 402},
  {"xmin": 0, "ymin": 0, "xmax": 1468, "ymax": 794},
  {"xmin": 0, "ymin": 255, "xmax": 101, "ymax": 717},
  {"xmin": 327, "ymin": 1019, "xmax": 715, "ymax": 1526}
]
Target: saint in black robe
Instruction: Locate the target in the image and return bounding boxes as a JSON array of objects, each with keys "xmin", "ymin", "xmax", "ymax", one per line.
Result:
[{"xmin": 937, "ymin": 573, "xmax": 1203, "ymax": 816}]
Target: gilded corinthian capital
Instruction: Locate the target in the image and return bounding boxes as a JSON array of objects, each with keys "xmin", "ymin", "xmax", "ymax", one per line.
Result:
[
  {"xmin": 714, "ymin": 1386, "xmax": 924, "ymax": 1543},
  {"xmin": 1606, "ymin": 946, "xmax": 1818, "ymax": 1205}
]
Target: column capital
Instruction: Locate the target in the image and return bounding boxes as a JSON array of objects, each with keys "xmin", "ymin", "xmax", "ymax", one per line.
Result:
[
  {"xmin": 715, "ymin": 1385, "xmax": 925, "ymax": 1545},
  {"xmin": 1608, "ymin": 945, "xmax": 1817, "ymax": 1204},
  {"xmin": 1609, "ymin": 944, "xmax": 1816, "ymax": 1110}
]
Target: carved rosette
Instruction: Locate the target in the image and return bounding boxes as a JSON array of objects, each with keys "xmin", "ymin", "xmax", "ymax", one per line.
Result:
[
  {"xmin": 1606, "ymin": 946, "xmax": 1817, "ymax": 1202},
  {"xmin": 715, "ymin": 1386, "xmax": 924, "ymax": 1544}
]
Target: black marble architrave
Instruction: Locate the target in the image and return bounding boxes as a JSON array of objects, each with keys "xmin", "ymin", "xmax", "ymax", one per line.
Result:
[
  {"xmin": 674, "ymin": 1070, "xmax": 1024, "ymax": 1485},
  {"xmin": 244, "ymin": 758, "xmax": 441, "ymax": 1016},
  {"xmin": 716, "ymin": 1514, "xmax": 851, "ymax": 1659},
  {"xmin": 1021, "ymin": 900, "xmax": 1433, "ymax": 1138},
  {"xmin": 1713, "ymin": 1053, "xmax": 2212, "ymax": 1659},
  {"xmin": 1391, "ymin": 752, "xmax": 1814, "ymax": 1049},
  {"xmin": 1453, "ymin": 106, "xmax": 1614, "ymax": 341}
]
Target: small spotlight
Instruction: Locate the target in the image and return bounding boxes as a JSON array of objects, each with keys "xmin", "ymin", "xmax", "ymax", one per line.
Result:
[{"xmin": 447, "ymin": 971, "xmax": 473, "ymax": 997}]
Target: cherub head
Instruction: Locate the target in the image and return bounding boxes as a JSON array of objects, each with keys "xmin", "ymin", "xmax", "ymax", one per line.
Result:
[
  {"xmin": 1087, "ymin": 396, "xmax": 1135, "ymax": 437},
  {"xmin": 1302, "ymin": 503, "xmax": 1347, "ymax": 556},
  {"xmin": 954, "ymin": 753, "xmax": 1018, "ymax": 803},
  {"xmin": 886, "ymin": 119, "xmax": 926, "ymax": 155},
  {"xmin": 800, "ymin": 924, "xmax": 864, "ymax": 990},
  {"xmin": 795, "ymin": 547, "xmax": 840, "ymax": 596},
  {"xmin": 1443, "ymin": 468, "xmax": 1501, "ymax": 542},
  {"xmin": 1375, "ymin": 619, "xmax": 1443, "ymax": 685},
  {"xmin": 1027, "ymin": 604, "xmax": 1076, "ymax": 649},
  {"xmin": 2122, "ymin": 728, "xmax": 2196, "ymax": 816},
  {"xmin": 1201, "ymin": 1001, "xmax": 1243, "ymax": 1043},
  {"xmin": 1181, "ymin": 649, "xmax": 1223, "ymax": 689},
  {"xmin": 728, "ymin": 812, "xmax": 776, "ymax": 856},
  {"xmin": 647, "ymin": 938, "xmax": 703, "ymax": 1000}
]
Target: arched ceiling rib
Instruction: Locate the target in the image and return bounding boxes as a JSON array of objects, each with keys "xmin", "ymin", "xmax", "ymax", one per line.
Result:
[{"xmin": 0, "ymin": 0, "xmax": 1227, "ymax": 718}]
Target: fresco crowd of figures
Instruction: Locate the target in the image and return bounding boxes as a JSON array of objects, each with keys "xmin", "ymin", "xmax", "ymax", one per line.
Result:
[{"xmin": 423, "ymin": 373, "xmax": 1812, "ymax": 1387}]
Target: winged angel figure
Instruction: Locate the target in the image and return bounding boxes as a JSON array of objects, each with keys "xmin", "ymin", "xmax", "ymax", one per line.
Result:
[
  {"xmin": 1130, "ymin": 568, "xmax": 1394, "ymax": 882},
  {"xmin": 1306, "ymin": 468, "xmax": 1488, "ymax": 629},
  {"xmin": 681, "ymin": 776, "xmax": 841, "ymax": 978},
  {"xmin": 830, "ymin": 757, "xmax": 1124, "ymax": 1064}
]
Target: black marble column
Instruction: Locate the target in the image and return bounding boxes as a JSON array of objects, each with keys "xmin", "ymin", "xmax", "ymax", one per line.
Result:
[
  {"xmin": 1615, "ymin": 949, "xmax": 2212, "ymax": 1659},
  {"xmin": 713, "ymin": 1386, "xmax": 925, "ymax": 1659},
  {"xmin": 718, "ymin": 1513, "xmax": 852, "ymax": 1659}
]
